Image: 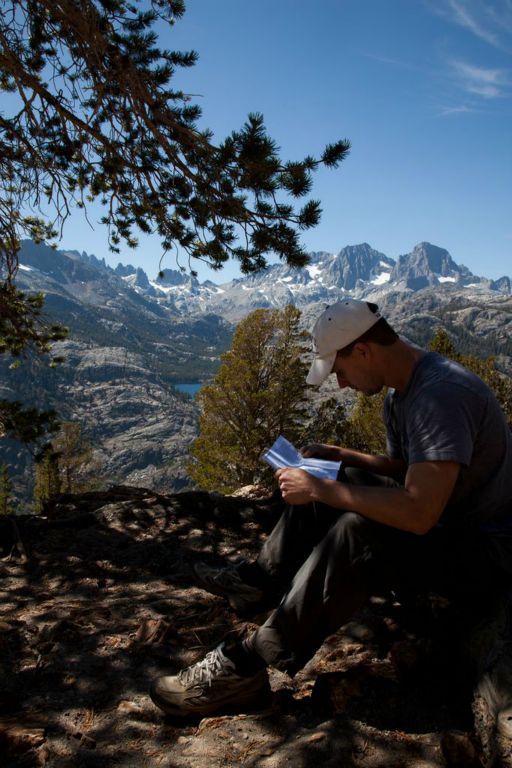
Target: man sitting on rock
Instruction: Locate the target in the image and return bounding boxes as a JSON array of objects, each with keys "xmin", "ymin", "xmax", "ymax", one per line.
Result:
[{"xmin": 150, "ymin": 299, "xmax": 512, "ymax": 718}]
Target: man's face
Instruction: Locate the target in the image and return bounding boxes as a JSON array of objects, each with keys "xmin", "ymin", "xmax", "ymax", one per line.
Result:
[{"xmin": 331, "ymin": 346, "xmax": 383, "ymax": 396}]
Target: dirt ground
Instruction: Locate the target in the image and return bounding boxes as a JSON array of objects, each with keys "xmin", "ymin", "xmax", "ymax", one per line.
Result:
[{"xmin": 0, "ymin": 486, "xmax": 500, "ymax": 767}]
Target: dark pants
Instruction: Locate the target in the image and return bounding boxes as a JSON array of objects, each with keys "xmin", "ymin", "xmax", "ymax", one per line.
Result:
[{"xmin": 249, "ymin": 468, "xmax": 507, "ymax": 676}]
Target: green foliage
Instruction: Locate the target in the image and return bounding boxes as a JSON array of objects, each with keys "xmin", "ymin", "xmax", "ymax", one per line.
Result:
[
  {"xmin": 305, "ymin": 391, "xmax": 388, "ymax": 455},
  {"xmin": 0, "ymin": 400, "xmax": 60, "ymax": 443},
  {"xmin": 29, "ymin": 422, "xmax": 105, "ymax": 511},
  {"xmin": 51, "ymin": 422, "xmax": 101, "ymax": 493},
  {"xmin": 0, "ymin": 464, "xmax": 14, "ymax": 515},
  {"xmin": 0, "ymin": 283, "xmax": 68, "ymax": 358},
  {"xmin": 303, "ymin": 397, "xmax": 351, "ymax": 446},
  {"xmin": 428, "ymin": 327, "xmax": 456, "ymax": 358},
  {"xmin": 189, "ymin": 306, "xmax": 309, "ymax": 492},
  {"xmin": 0, "ymin": 281, "xmax": 67, "ymax": 450},
  {"xmin": 429, "ymin": 327, "xmax": 512, "ymax": 428},
  {"xmin": 33, "ymin": 447, "xmax": 61, "ymax": 513},
  {"xmin": 343, "ymin": 390, "xmax": 388, "ymax": 454}
]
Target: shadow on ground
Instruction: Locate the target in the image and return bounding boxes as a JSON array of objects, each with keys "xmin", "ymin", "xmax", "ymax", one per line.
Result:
[{"xmin": 0, "ymin": 487, "xmax": 485, "ymax": 767}]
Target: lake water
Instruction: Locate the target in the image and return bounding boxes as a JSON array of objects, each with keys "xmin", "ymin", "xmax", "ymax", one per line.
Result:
[{"xmin": 174, "ymin": 382, "xmax": 203, "ymax": 398}]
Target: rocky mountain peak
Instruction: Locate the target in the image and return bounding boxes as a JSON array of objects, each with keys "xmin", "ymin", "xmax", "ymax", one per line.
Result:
[
  {"xmin": 73, "ymin": 251, "xmax": 108, "ymax": 271},
  {"xmin": 155, "ymin": 267, "xmax": 191, "ymax": 288},
  {"xmin": 16, "ymin": 240, "xmax": 512, "ymax": 324},
  {"xmin": 18, "ymin": 239, "xmax": 101, "ymax": 284},
  {"xmin": 390, "ymin": 241, "xmax": 468, "ymax": 291},
  {"xmin": 114, "ymin": 262, "xmax": 137, "ymax": 277},
  {"xmin": 491, "ymin": 275, "xmax": 512, "ymax": 293},
  {"xmin": 328, "ymin": 243, "xmax": 394, "ymax": 290},
  {"xmin": 133, "ymin": 267, "xmax": 152, "ymax": 290}
]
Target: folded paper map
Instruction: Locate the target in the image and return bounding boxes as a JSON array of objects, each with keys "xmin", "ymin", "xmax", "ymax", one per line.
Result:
[{"xmin": 261, "ymin": 435, "xmax": 341, "ymax": 480}]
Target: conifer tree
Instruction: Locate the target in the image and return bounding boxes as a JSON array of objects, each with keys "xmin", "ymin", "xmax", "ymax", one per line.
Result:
[
  {"xmin": 0, "ymin": 1, "xmax": 349, "ymax": 343},
  {"xmin": 189, "ymin": 306, "xmax": 309, "ymax": 492},
  {"xmin": 428, "ymin": 327, "xmax": 456, "ymax": 358},
  {"xmin": 343, "ymin": 390, "xmax": 388, "ymax": 454},
  {"xmin": 303, "ymin": 397, "xmax": 351, "ymax": 447},
  {"xmin": 33, "ymin": 447, "xmax": 61, "ymax": 513},
  {"xmin": 0, "ymin": 400, "xmax": 60, "ymax": 444},
  {"xmin": 51, "ymin": 422, "xmax": 99, "ymax": 493},
  {"xmin": 0, "ymin": 0, "xmax": 349, "ymax": 446}
]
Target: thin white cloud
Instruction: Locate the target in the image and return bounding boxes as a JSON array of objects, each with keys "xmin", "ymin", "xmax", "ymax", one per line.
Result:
[
  {"xmin": 363, "ymin": 52, "xmax": 417, "ymax": 69},
  {"xmin": 439, "ymin": 104, "xmax": 475, "ymax": 115},
  {"xmin": 485, "ymin": 2, "xmax": 512, "ymax": 34},
  {"xmin": 429, "ymin": 0, "xmax": 512, "ymax": 50},
  {"xmin": 447, "ymin": 0, "xmax": 500, "ymax": 45},
  {"xmin": 453, "ymin": 61, "xmax": 503, "ymax": 83},
  {"xmin": 467, "ymin": 83, "xmax": 501, "ymax": 96},
  {"xmin": 451, "ymin": 59, "xmax": 509, "ymax": 98}
]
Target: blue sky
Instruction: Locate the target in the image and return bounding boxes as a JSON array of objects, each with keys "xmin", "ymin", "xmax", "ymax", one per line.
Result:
[{"xmin": 58, "ymin": 0, "xmax": 511, "ymax": 281}]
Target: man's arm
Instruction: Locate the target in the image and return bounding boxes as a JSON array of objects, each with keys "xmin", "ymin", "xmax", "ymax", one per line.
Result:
[
  {"xmin": 276, "ymin": 461, "xmax": 461, "ymax": 535},
  {"xmin": 301, "ymin": 443, "xmax": 406, "ymax": 479}
]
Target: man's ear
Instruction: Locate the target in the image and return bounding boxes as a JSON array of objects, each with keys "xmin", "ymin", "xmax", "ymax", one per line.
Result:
[{"xmin": 353, "ymin": 342, "xmax": 371, "ymax": 359}]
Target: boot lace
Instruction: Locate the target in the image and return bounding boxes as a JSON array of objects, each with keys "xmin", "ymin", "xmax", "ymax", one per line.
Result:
[{"xmin": 178, "ymin": 647, "xmax": 231, "ymax": 688}]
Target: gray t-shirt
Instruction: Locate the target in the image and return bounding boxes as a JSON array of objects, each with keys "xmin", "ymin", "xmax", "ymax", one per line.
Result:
[{"xmin": 384, "ymin": 352, "xmax": 512, "ymax": 529}]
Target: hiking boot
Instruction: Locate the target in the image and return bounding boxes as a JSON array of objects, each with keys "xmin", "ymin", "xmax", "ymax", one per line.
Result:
[
  {"xmin": 149, "ymin": 644, "xmax": 271, "ymax": 717},
  {"xmin": 192, "ymin": 561, "xmax": 265, "ymax": 613}
]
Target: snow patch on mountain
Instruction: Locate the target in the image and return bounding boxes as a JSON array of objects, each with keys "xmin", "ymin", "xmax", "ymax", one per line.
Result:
[{"xmin": 16, "ymin": 238, "xmax": 511, "ymax": 325}]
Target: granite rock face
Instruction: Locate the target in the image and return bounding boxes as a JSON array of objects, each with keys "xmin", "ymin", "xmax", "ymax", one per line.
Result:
[{"xmin": 0, "ymin": 339, "xmax": 201, "ymax": 504}]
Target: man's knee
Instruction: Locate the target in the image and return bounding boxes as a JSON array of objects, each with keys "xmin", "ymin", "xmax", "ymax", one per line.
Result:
[
  {"xmin": 325, "ymin": 511, "xmax": 377, "ymax": 562},
  {"xmin": 333, "ymin": 510, "xmax": 371, "ymax": 535}
]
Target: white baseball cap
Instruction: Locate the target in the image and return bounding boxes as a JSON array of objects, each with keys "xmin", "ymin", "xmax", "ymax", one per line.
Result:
[{"xmin": 306, "ymin": 299, "xmax": 382, "ymax": 385}]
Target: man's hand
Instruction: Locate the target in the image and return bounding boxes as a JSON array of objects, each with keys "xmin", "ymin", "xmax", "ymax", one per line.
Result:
[
  {"xmin": 276, "ymin": 468, "xmax": 321, "ymax": 505},
  {"xmin": 300, "ymin": 443, "xmax": 342, "ymax": 461}
]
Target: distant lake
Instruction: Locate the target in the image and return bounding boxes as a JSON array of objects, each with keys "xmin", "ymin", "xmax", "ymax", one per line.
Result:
[{"xmin": 174, "ymin": 382, "xmax": 203, "ymax": 398}]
